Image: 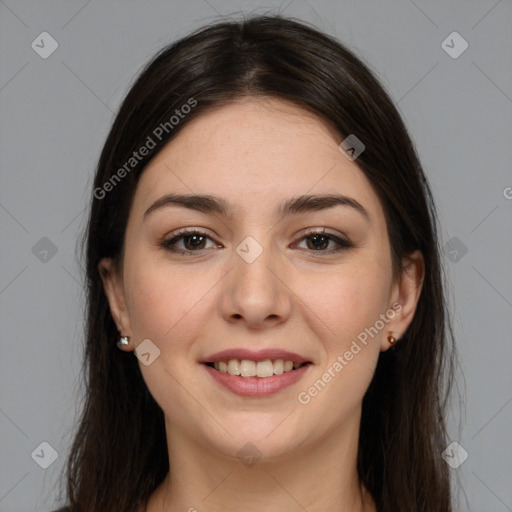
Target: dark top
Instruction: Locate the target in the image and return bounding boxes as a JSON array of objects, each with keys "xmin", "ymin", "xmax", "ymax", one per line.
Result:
[{"xmin": 53, "ymin": 506, "xmax": 145, "ymax": 511}]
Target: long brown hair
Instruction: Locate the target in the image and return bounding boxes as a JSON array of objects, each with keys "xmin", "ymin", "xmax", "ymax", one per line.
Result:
[{"xmin": 58, "ymin": 14, "xmax": 459, "ymax": 512}]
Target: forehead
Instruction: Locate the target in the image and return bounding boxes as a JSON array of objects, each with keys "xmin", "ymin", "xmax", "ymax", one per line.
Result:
[{"xmin": 133, "ymin": 98, "xmax": 385, "ymax": 224}]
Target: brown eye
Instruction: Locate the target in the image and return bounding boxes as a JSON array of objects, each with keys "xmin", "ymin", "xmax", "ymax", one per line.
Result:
[
  {"xmin": 161, "ymin": 230, "xmax": 218, "ymax": 255},
  {"xmin": 182, "ymin": 234, "xmax": 207, "ymax": 250},
  {"xmin": 296, "ymin": 230, "xmax": 353, "ymax": 253},
  {"xmin": 305, "ymin": 234, "xmax": 330, "ymax": 250}
]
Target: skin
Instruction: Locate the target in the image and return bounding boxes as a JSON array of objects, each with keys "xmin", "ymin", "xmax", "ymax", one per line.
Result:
[{"xmin": 100, "ymin": 98, "xmax": 424, "ymax": 512}]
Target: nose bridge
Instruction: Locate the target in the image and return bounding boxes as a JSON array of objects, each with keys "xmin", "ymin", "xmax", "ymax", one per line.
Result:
[{"xmin": 221, "ymin": 233, "xmax": 291, "ymax": 326}]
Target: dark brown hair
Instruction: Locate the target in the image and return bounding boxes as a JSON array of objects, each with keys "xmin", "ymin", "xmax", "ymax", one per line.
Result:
[{"xmin": 58, "ymin": 14, "xmax": 458, "ymax": 512}]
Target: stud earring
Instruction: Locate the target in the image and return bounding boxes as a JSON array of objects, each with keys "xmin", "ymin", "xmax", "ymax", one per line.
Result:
[
  {"xmin": 117, "ymin": 336, "xmax": 129, "ymax": 349},
  {"xmin": 387, "ymin": 334, "xmax": 397, "ymax": 345}
]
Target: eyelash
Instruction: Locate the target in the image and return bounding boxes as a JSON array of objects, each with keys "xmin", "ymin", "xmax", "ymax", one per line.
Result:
[{"xmin": 160, "ymin": 228, "xmax": 353, "ymax": 256}]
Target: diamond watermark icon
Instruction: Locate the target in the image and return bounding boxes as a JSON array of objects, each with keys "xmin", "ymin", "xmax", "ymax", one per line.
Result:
[
  {"xmin": 443, "ymin": 237, "xmax": 468, "ymax": 263},
  {"xmin": 134, "ymin": 338, "xmax": 161, "ymax": 366},
  {"xmin": 32, "ymin": 237, "xmax": 58, "ymax": 263},
  {"xmin": 31, "ymin": 32, "xmax": 59, "ymax": 59},
  {"xmin": 442, "ymin": 441, "xmax": 468, "ymax": 469},
  {"xmin": 31, "ymin": 441, "xmax": 59, "ymax": 469},
  {"xmin": 237, "ymin": 442, "xmax": 262, "ymax": 468},
  {"xmin": 236, "ymin": 236, "xmax": 263, "ymax": 264},
  {"xmin": 339, "ymin": 134, "xmax": 365, "ymax": 161},
  {"xmin": 441, "ymin": 32, "xmax": 468, "ymax": 59}
]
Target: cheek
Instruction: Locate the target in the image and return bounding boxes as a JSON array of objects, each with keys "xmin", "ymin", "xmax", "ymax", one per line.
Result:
[
  {"xmin": 122, "ymin": 255, "xmax": 219, "ymax": 416},
  {"xmin": 296, "ymin": 263, "xmax": 390, "ymax": 421},
  {"xmin": 123, "ymin": 252, "xmax": 217, "ymax": 345},
  {"xmin": 304, "ymin": 259, "xmax": 392, "ymax": 346}
]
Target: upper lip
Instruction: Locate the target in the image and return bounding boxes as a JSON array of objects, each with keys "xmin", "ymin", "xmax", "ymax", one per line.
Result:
[{"xmin": 201, "ymin": 348, "xmax": 310, "ymax": 364}]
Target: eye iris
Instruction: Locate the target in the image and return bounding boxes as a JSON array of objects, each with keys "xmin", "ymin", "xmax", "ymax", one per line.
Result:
[
  {"xmin": 307, "ymin": 234, "xmax": 328, "ymax": 250},
  {"xmin": 185, "ymin": 234, "xmax": 206, "ymax": 250}
]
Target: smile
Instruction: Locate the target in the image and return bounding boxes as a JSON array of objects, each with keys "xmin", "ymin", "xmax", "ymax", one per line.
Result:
[
  {"xmin": 202, "ymin": 360, "xmax": 312, "ymax": 397},
  {"xmin": 205, "ymin": 359, "xmax": 308, "ymax": 377}
]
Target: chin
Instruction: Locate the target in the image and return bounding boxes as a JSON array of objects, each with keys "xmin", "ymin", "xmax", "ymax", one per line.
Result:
[{"xmin": 200, "ymin": 414, "xmax": 314, "ymax": 462}]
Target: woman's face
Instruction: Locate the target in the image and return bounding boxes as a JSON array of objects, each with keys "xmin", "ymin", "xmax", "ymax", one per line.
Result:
[{"xmin": 101, "ymin": 98, "xmax": 423, "ymax": 461}]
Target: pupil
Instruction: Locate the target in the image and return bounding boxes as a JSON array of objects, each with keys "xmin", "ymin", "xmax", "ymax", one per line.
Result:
[
  {"xmin": 186, "ymin": 235, "xmax": 205, "ymax": 250},
  {"xmin": 309, "ymin": 235, "xmax": 327, "ymax": 250}
]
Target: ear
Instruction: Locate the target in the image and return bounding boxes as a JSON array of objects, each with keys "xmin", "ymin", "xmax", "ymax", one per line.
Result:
[
  {"xmin": 98, "ymin": 257, "xmax": 134, "ymax": 350},
  {"xmin": 381, "ymin": 249, "xmax": 425, "ymax": 351}
]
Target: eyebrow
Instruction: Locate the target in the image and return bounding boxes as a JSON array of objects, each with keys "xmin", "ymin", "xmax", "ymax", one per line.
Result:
[{"xmin": 144, "ymin": 193, "xmax": 371, "ymax": 223}]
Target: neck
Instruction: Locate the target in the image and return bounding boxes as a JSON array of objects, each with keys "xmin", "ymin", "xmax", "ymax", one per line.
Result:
[{"xmin": 147, "ymin": 409, "xmax": 376, "ymax": 512}]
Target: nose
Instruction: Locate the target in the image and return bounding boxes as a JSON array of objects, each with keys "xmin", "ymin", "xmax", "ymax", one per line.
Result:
[{"xmin": 220, "ymin": 238, "xmax": 292, "ymax": 330}]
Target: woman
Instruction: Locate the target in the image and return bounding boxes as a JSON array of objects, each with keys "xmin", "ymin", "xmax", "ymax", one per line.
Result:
[{"xmin": 55, "ymin": 14, "xmax": 457, "ymax": 512}]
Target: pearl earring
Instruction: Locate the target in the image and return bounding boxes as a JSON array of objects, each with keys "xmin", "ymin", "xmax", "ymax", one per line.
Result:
[{"xmin": 117, "ymin": 336, "xmax": 129, "ymax": 349}]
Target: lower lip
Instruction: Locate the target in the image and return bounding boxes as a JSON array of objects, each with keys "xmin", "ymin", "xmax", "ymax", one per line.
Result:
[{"xmin": 202, "ymin": 363, "xmax": 311, "ymax": 397}]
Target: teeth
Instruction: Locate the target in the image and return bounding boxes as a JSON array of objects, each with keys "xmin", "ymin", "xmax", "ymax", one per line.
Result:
[
  {"xmin": 273, "ymin": 359, "xmax": 284, "ymax": 375},
  {"xmin": 227, "ymin": 359, "xmax": 241, "ymax": 375},
  {"xmin": 240, "ymin": 360, "xmax": 256, "ymax": 377},
  {"xmin": 256, "ymin": 360, "xmax": 274, "ymax": 378},
  {"xmin": 212, "ymin": 358, "xmax": 304, "ymax": 377}
]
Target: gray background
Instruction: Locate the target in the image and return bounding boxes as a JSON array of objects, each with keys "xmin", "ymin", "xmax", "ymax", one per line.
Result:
[{"xmin": 1, "ymin": 0, "xmax": 511, "ymax": 511}]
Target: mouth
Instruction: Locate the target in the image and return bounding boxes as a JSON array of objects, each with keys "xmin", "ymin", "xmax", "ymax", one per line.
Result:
[
  {"xmin": 203, "ymin": 359, "xmax": 312, "ymax": 378},
  {"xmin": 200, "ymin": 349, "xmax": 312, "ymax": 396},
  {"xmin": 202, "ymin": 359, "xmax": 312, "ymax": 397}
]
